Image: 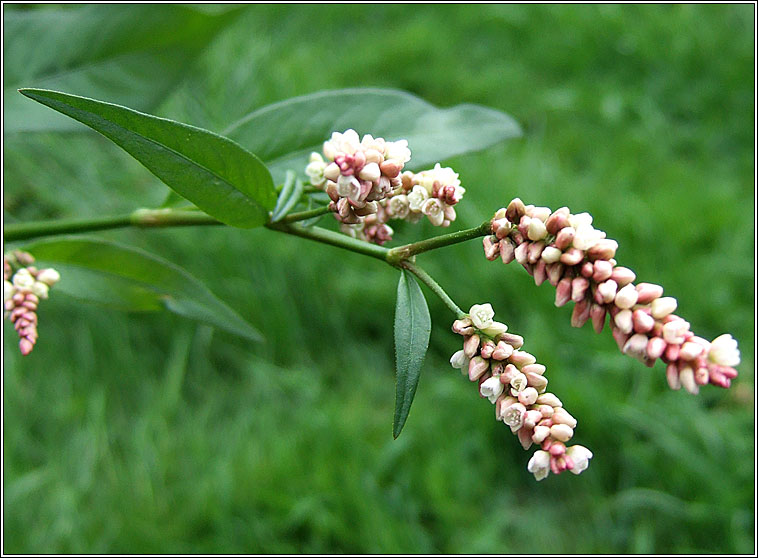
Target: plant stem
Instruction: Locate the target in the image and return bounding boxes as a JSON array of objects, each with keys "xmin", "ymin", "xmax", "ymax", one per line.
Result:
[
  {"xmin": 276, "ymin": 205, "xmax": 333, "ymax": 224},
  {"xmin": 398, "ymin": 260, "xmax": 465, "ymax": 319},
  {"xmin": 386, "ymin": 219, "xmax": 492, "ymax": 264},
  {"xmin": 265, "ymin": 221, "xmax": 389, "ymax": 261}
]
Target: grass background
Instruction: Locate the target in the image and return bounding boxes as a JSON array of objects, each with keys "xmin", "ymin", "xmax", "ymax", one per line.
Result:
[{"xmin": 3, "ymin": 4, "xmax": 755, "ymax": 554}]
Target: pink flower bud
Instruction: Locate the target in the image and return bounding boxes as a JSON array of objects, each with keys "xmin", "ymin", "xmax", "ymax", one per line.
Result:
[
  {"xmin": 483, "ymin": 236, "xmax": 500, "ymax": 261},
  {"xmin": 610, "ymin": 266, "xmax": 636, "ymax": 287},
  {"xmin": 525, "ymin": 372, "xmax": 548, "ymax": 393},
  {"xmin": 555, "ymin": 277, "xmax": 572, "ymax": 307},
  {"xmin": 560, "ymin": 247, "xmax": 584, "ymax": 266},
  {"xmin": 533, "ymin": 260, "xmax": 547, "ymax": 286},
  {"xmin": 521, "ymin": 363, "xmax": 546, "ymax": 376},
  {"xmin": 514, "ymin": 242, "xmax": 529, "ymax": 265},
  {"xmin": 612, "ymin": 327, "xmax": 630, "ymax": 351},
  {"xmin": 492, "ymin": 341, "xmax": 514, "ymax": 361},
  {"xmin": 551, "ymin": 408, "xmax": 578, "ymax": 429},
  {"xmin": 545, "ymin": 210, "xmax": 570, "ymax": 235},
  {"xmin": 679, "ymin": 366, "xmax": 699, "ymax": 395},
  {"xmin": 546, "ymin": 262, "xmax": 565, "ymax": 286},
  {"xmin": 536, "ymin": 393, "xmax": 562, "ymax": 407},
  {"xmin": 463, "ymin": 334, "xmax": 480, "ymax": 358},
  {"xmin": 597, "ymin": 279, "xmax": 618, "ymax": 304},
  {"xmin": 505, "ymin": 198, "xmax": 526, "ymax": 223},
  {"xmin": 592, "ymin": 260, "xmax": 613, "ymax": 282},
  {"xmin": 571, "ymin": 277, "xmax": 589, "ymax": 303},
  {"xmin": 632, "ymin": 309, "xmax": 655, "ymax": 333},
  {"xmin": 480, "ymin": 340, "xmax": 497, "ymax": 359},
  {"xmin": 379, "ymin": 159, "xmax": 402, "ymax": 178},
  {"xmin": 623, "ymin": 333, "xmax": 649, "ymax": 361},
  {"xmin": 452, "ymin": 318, "xmax": 475, "ymax": 336},
  {"xmin": 509, "ymin": 350, "xmax": 537, "ymax": 367},
  {"xmin": 499, "ymin": 333, "xmax": 524, "ymax": 349},
  {"xmin": 550, "ymin": 423, "xmax": 574, "ymax": 442},
  {"xmin": 468, "ymin": 356, "xmax": 489, "ymax": 381},
  {"xmin": 532, "ymin": 425, "xmax": 551, "ymax": 444},
  {"xmin": 646, "ymin": 336, "xmax": 667, "ymax": 360},
  {"xmin": 571, "ymin": 298, "xmax": 591, "ymax": 328},
  {"xmin": 518, "ymin": 427, "xmax": 534, "ymax": 450},
  {"xmin": 635, "ymin": 282, "xmax": 663, "ymax": 304},
  {"xmin": 537, "ymin": 404, "xmax": 554, "ymax": 418},
  {"xmin": 499, "ymin": 239, "xmax": 516, "ymax": 264},
  {"xmin": 587, "ymin": 239, "xmax": 618, "ymax": 260},
  {"xmin": 554, "ymin": 227, "xmax": 575, "ymax": 250},
  {"xmin": 517, "ymin": 215, "xmax": 531, "ymax": 238},
  {"xmin": 679, "ymin": 341, "xmax": 704, "ymax": 361},
  {"xmin": 518, "ymin": 387, "xmax": 539, "ymax": 406},
  {"xmin": 528, "ymin": 241, "xmax": 545, "ymax": 264},
  {"xmin": 590, "ymin": 303, "xmax": 607, "ymax": 333},
  {"xmin": 19, "ymin": 338, "xmax": 34, "ymax": 356},
  {"xmin": 694, "ymin": 367, "xmax": 709, "ymax": 385},
  {"xmin": 500, "ymin": 363, "xmax": 520, "ymax": 385}
]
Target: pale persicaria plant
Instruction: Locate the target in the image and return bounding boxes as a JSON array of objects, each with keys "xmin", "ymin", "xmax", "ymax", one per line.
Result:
[{"xmin": 3, "ymin": 88, "xmax": 740, "ymax": 482}]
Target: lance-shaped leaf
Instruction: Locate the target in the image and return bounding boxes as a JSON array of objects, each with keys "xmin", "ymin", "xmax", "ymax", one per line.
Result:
[
  {"xmin": 224, "ymin": 88, "xmax": 522, "ymax": 182},
  {"xmin": 4, "ymin": 4, "xmax": 241, "ymax": 133},
  {"xmin": 19, "ymin": 89, "xmax": 276, "ymax": 228},
  {"xmin": 393, "ymin": 270, "xmax": 432, "ymax": 439},
  {"xmin": 24, "ymin": 237, "xmax": 263, "ymax": 342}
]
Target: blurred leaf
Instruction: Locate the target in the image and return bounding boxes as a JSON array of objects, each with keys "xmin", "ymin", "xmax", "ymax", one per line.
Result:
[
  {"xmin": 24, "ymin": 237, "xmax": 263, "ymax": 341},
  {"xmin": 19, "ymin": 89, "xmax": 276, "ymax": 228},
  {"xmin": 223, "ymin": 88, "xmax": 522, "ymax": 181},
  {"xmin": 270, "ymin": 170, "xmax": 304, "ymax": 223},
  {"xmin": 393, "ymin": 270, "xmax": 432, "ymax": 439},
  {"xmin": 4, "ymin": 4, "xmax": 241, "ymax": 133}
]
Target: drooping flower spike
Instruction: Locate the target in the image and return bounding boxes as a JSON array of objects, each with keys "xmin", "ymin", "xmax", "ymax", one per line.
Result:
[
  {"xmin": 483, "ymin": 198, "xmax": 740, "ymax": 394},
  {"xmin": 305, "ymin": 130, "xmax": 466, "ymax": 245},
  {"xmin": 451, "ymin": 303, "xmax": 592, "ymax": 481},
  {"xmin": 4, "ymin": 250, "xmax": 60, "ymax": 356}
]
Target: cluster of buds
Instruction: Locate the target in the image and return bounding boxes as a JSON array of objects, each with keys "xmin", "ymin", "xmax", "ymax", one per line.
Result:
[
  {"xmin": 305, "ymin": 131, "xmax": 466, "ymax": 245},
  {"xmin": 483, "ymin": 198, "xmax": 740, "ymax": 394},
  {"xmin": 305, "ymin": 129, "xmax": 411, "ymax": 225},
  {"xmin": 450, "ymin": 303, "xmax": 593, "ymax": 481},
  {"xmin": 4, "ymin": 251, "xmax": 60, "ymax": 356}
]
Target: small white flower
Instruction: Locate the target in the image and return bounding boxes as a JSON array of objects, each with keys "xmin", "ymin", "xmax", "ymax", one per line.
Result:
[
  {"xmin": 416, "ymin": 163, "xmax": 460, "ymax": 193},
  {"xmin": 31, "ymin": 281, "xmax": 49, "ymax": 299},
  {"xmin": 502, "ymin": 402, "xmax": 526, "ymax": 430},
  {"xmin": 4, "ymin": 280, "xmax": 15, "ymax": 302},
  {"xmin": 566, "ymin": 445, "xmax": 593, "ymax": 475},
  {"xmin": 420, "ymin": 198, "xmax": 445, "ymax": 227},
  {"xmin": 407, "ymin": 185, "xmax": 429, "ymax": 212},
  {"xmin": 387, "ymin": 195, "xmax": 410, "ymax": 219},
  {"xmin": 572, "ymin": 224, "xmax": 605, "ymax": 251},
  {"xmin": 449, "ymin": 349, "xmax": 469, "ymax": 370},
  {"xmin": 305, "ymin": 152, "xmax": 327, "ymax": 186},
  {"xmin": 662, "ymin": 318, "xmax": 690, "ymax": 345},
  {"xmin": 480, "ymin": 376, "xmax": 504, "ymax": 404},
  {"xmin": 384, "ymin": 139, "xmax": 411, "ymax": 163},
  {"xmin": 36, "ymin": 268, "xmax": 60, "ymax": 287},
  {"xmin": 12, "ymin": 268, "xmax": 35, "ymax": 290},
  {"xmin": 481, "ymin": 320, "xmax": 508, "ymax": 338},
  {"xmin": 527, "ymin": 450, "xmax": 551, "ymax": 481},
  {"xmin": 568, "ymin": 212, "xmax": 593, "ymax": 229},
  {"xmin": 469, "ymin": 303, "xmax": 495, "ymax": 330},
  {"xmin": 708, "ymin": 334, "xmax": 740, "ymax": 367},
  {"xmin": 336, "ymin": 174, "xmax": 361, "ymax": 200},
  {"xmin": 360, "ymin": 134, "xmax": 386, "ymax": 153}
]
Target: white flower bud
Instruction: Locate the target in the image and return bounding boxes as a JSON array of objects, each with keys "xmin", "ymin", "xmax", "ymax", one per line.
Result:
[
  {"xmin": 662, "ymin": 319, "xmax": 689, "ymax": 345},
  {"xmin": 480, "ymin": 376, "xmax": 504, "ymax": 404},
  {"xmin": 651, "ymin": 296, "xmax": 677, "ymax": 319},
  {"xmin": 449, "ymin": 349, "xmax": 468, "ymax": 370},
  {"xmin": 614, "ymin": 283, "xmax": 639, "ymax": 309},
  {"xmin": 4, "ymin": 280, "xmax": 16, "ymax": 302},
  {"xmin": 566, "ymin": 445, "xmax": 593, "ymax": 475},
  {"xmin": 527, "ymin": 450, "xmax": 551, "ymax": 481},
  {"xmin": 613, "ymin": 308, "xmax": 633, "ymax": 334},
  {"xmin": 532, "ymin": 425, "xmax": 551, "ymax": 444},
  {"xmin": 550, "ymin": 423, "xmax": 574, "ymax": 442},
  {"xmin": 31, "ymin": 281, "xmax": 49, "ymax": 299},
  {"xmin": 541, "ymin": 246, "xmax": 562, "ymax": 263},
  {"xmin": 708, "ymin": 334, "xmax": 740, "ymax": 367},
  {"xmin": 305, "ymin": 153, "xmax": 327, "ymax": 186},
  {"xmin": 481, "ymin": 320, "xmax": 508, "ymax": 338},
  {"xmin": 407, "ymin": 185, "xmax": 429, "ymax": 212},
  {"xmin": 468, "ymin": 303, "xmax": 495, "ymax": 330},
  {"xmin": 384, "ymin": 139, "xmax": 411, "ymax": 164},
  {"xmin": 568, "ymin": 212, "xmax": 593, "ymax": 229},
  {"xmin": 323, "ymin": 162, "xmax": 341, "ymax": 181},
  {"xmin": 388, "ymin": 194, "xmax": 410, "ymax": 219},
  {"xmin": 36, "ymin": 268, "xmax": 60, "ymax": 286},
  {"xmin": 358, "ymin": 162, "xmax": 381, "ymax": 182},
  {"xmin": 527, "ymin": 218, "xmax": 547, "ymax": 241},
  {"xmin": 12, "ymin": 268, "xmax": 35, "ymax": 290},
  {"xmin": 420, "ymin": 198, "xmax": 445, "ymax": 227}
]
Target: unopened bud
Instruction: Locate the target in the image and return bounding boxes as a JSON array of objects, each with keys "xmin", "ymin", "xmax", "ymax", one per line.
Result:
[
  {"xmin": 550, "ymin": 423, "xmax": 574, "ymax": 442},
  {"xmin": 468, "ymin": 356, "xmax": 489, "ymax": 381},
  {"xmin": 505, "ymin": 198, "xmax": 526, "ymax": 223},
  {"xmin": 679, "ymin": 366, "xmax": 699, "ymax": 395},
  {"xmin": 518, "ymin": 386, "xmax": 539, "ymax": 406},
  {"xmin": 560, "ymin": 247, "xmax": 584, "ymax": 266},
  {"xmin": 571, "ymin": 298, "xmax": 591, "ymax": 328},
  {"xmin": 632, "ymin": 309, "xmax": 655, "ymax": 333},
  {"xmin": 555, "ymin": 277, "xmax": 572, "ymax": 307},
  {"xmin": 499, "ymin": 333, "xmax": 524, "ymax": 349},
  {"xmin": 646, "ymin": 336, "xmax": 667, "ymax": 360},
  {"xmin": 527, "ymin": 218, "xmax": 547, "ymax": 241},
  {"xmin": 554, "ymin": 227, "xmax": 575, "ymax": 250},
  {"xmin": 610, "ymin": 266, "xmax": 636, "ymax": 287},
  {"xmin": 651, "ymin": 297, "xmax": 678, "ymax": 320},
  {"xmin": 597, "ymin": 279, "xmax": 618, "ymax": 304},
  {"xmin": 635, "ymin": 282, "xmax": 663, "ymax": 304},
  {"xmin": 592, "ymin": 260, "xmax": 613, "ymax": 282},
  {"xmin": 590, "ymin": 303, "xmax": 607, "ymax": 333},
  {"xmin": 614, "ymin": 283, "xmax": 639, "ymax": 309},
  {"xmin": 463, "ymin": 334, "xmax": 480, "ymax": 358},
  {"xmin": 500, "ymin": 239, "xmax": 516, "ymax": 264},
  {"xmin": 536, "ymin": 393, "xmax": 562, "ymax": 407},
  {"xmin": 509, "ymin": 350, "xmax": 537, "ymax": 367}
]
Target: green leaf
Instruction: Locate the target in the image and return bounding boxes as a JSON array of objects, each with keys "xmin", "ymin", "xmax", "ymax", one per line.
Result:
[
  {"xmin": 271, "ymin": 173, "xmax": 305, "ymax": 223},
  {"xmin": 224, "ymin": 88, "xmax": 522, "ymax": 182},
  {"xmin": 24, "ymin": 237, "xmax": 263, "ymax": 342},
  {"xmin": 19, "ymin": 89, "xmax": 276, "ymax": 228},
  {"xmin": 393, "ymin": 270, "xmax": 432, "ymax": 439},
  {"xmin": 4, "ymin": 4, "xmax": 241, "ymax": 133}
]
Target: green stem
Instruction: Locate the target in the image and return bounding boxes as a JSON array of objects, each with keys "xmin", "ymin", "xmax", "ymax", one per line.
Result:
[
  {"xmin": 265, "ymin": 221, "xmax": 389, "ymax": 261},
  {"xmin": 276, "ymin": 205, "xmax": 333, "ymax": 224},
  {"xmin": 386, "ymin": 219, "xmax": 492, "ymax": 264},
  {"xmin": 399, "ymin": 260, "xmax": 465, "ymax": 319}
]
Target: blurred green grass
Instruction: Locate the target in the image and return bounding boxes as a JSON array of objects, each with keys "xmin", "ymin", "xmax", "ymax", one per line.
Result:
[{"xmin": 3, "ymin": 4, "xmax": 754, "ymax": 554}]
